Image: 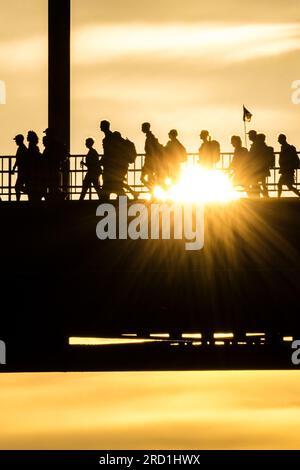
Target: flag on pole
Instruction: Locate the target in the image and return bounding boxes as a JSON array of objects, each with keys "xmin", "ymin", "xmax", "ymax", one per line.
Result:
[{"xmin": 243, "ymin": 105, "xmax": 252, "ymax": 122}]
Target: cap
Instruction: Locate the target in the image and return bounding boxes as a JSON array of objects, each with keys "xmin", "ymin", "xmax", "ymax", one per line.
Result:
[{"xmin": 13, "ymin": 134, "xmax": 24, "ymax": 141}]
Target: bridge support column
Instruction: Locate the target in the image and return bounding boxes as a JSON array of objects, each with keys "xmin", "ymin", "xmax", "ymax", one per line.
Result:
[{"xmin": 48, "ymin": 0, "xmax": 71, "ymax": 154}]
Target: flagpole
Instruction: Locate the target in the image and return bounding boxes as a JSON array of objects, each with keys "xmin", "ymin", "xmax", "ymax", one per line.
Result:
[
  {"xmin": 243, "ymin": 105, "xmax": 252, "ymax": 150},
  {"xmin": 244, "ymin": 119, "xmax": 248, "ymax": 150}
]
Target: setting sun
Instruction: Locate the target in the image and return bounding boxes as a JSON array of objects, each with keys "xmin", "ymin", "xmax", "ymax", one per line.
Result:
[{"xmin": 153, "ymin": 165, "xmax": 242, "ymax": 203}]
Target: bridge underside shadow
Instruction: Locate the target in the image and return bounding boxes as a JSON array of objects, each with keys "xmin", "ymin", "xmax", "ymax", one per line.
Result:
[{"xmin": 1, "ymin": 199, "xmax": 300, "ymax": 371}]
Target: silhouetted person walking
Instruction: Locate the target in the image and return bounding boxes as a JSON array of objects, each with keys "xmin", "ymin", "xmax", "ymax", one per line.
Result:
[
  {"xmin": 141, "ymin": 122, "xmax": 164, "ymax": 189},
  {"xmin": 256, "ymin": 133, "xmax": 274, "ymax": 198},
  {"xmin": 165, "ymin": 129, "xmax": 187, "ymax": 183},
  {"xmin": 247, "ymin": 129, "xmax": 261, "ymax": 197},
  {"xmin": 80, "ymin": 138, "xmax": 102, "ymax": 200},
  {"xmin": 111, "ymin": 131, "xmax": 139, "ymax": 198},
  {"xmin": 11, "ymin": 134, "xmax": 28, "ymax": 201},
  {"xmin": 278, "ymin": 134, "xmax": 300, "ymax": 197},
  {"xmin": 230, "ymin": 135, "xmax": 250, "ymax": 193},
  {"xmin": 198, "ymin": 130, "xmax": 220, "ymax": 169},
  {"xmin": 26, "ymin": 131, "xmax": 43, "ymax": 202},
  {"xmin": 100, "ymin": 120, "xmax": 118, "ymax": 199}
]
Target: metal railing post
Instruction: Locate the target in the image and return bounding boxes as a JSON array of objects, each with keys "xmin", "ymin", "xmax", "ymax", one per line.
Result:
[{"xmin": 8, "ymin": 157, "xmax": 12, "ymax": 202}]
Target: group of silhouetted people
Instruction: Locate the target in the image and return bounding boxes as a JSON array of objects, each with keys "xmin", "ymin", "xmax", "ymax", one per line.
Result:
[
  {"xmin": 12, "ymin": 129, "xmax": 69, "ymax": 201},
  {"xmin": 11, "ymin": 121, "xmax": 300, "ymax": 201},
  {"xmin": 80, "ymin": 120, "xmax": 186, "ymax": 200},
  {"xmin": 230, "ymin": 130, "xmax": 300, "ymax": 198},
  {"xmin": 141, "ymin": 122, "xmax": 187, "ymax": 190}
]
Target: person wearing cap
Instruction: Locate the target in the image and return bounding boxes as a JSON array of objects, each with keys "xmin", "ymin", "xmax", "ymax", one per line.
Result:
[
  {"xmin": 11, "ymin": 134, "xmax": 28, "ymax": 201},
  {"xmin": 164, "ymin": 129, "xmax": 187, "ymax": 183},
  {"xmin": 80, "ymin": 137, "xmax": 102, "ymax": 200}
]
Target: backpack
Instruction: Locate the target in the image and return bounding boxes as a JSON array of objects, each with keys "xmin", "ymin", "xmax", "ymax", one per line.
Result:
[
  {"xmin": 267, "ymin": 146, "xmax": 275, "ymax": 169},
  {"xmin": 209, "ymin": 140, "xmax": 221, "ymax": 164},
  {"xmin": 124, "ymin": 138, "xmax": 137, "ymax": 164},
  {"xmin": 290, "ymin": 145, "xmax": 300, "ymax": 169},
  {"xmin": 157, "ymin": 142, "xmax": 166, "ymax": 159}
]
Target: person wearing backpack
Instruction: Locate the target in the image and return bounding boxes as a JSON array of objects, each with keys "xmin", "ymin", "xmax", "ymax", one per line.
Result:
[
  {"xmin": 247, "ymin": 129, "xmax": 261, "ymax": 198},
  {"xmin": 123, "ymin": 137, "xmax": 137, "ymax": 166},
  {"xmin": 111, "ymin": 131, "xmax": 139, "ymax": 198},
  {"xmin": 230, "ymin": 135, "xmax": 250, "ymax": 194},
  {"xmin": 278, "ymin": 134, "xmax": 300, "ymax": 198},
  {"xmin": 255, "ymin": 133, "xmax": 274, "ymax": 198},
  {"xmin": 11, "ymin": 134, "xmax": 28, "ymax": 201},
  {"xmin": 141, "ymin": 122, "xmax": 165, "ymax": 189},
  {"xmin": 198, "ymin": 130, "xmax": 220, "ymax": 169}
]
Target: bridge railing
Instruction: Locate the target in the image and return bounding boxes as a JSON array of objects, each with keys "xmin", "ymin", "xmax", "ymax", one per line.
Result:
[{"xmin": 0, "ymin": 152, "xmax": 299, "ymax": 201}]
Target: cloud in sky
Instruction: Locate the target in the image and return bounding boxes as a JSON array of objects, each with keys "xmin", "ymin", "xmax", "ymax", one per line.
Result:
[
  {"xmin": 72, "ymin": 23, "xmax": 300, "ymax": 65},
  {"xmin": 72, "ymin": 0, "xmax": 300, "ymax": 24},
  {"xmin": 2, "ymin": 22, "xmax": 299, "ymax": 71}
]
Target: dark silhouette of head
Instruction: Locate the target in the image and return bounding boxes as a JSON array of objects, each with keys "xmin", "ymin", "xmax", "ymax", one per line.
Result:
[
  {"xmin": 42, "ymin": 136, "xmax": 48, "ymax": 147},
  {"xmin": 257, "ymin": 133, "xmax": 266, "ymax": 143},
  {"xmin": 100, "ymin": 120, "xmax": 110, "ymax": 133},
  {"xmin": 142, "ymin": 122, "xmax": 151, "ymax": 134},
  {"xmin": 278, "ymin": 134, "xmax": 287, "ymax": 145},
  {"xmin": 13, "ymin": 134, "xmax": 24, "ymax": 146},
  {"xmin": 248, "ymin": 130, "xmax": 257, "ymax": 143},
  {"xmin": 169, "ymin": 129, "xmax": 178, "ymax": 139},
  {"xmin": 44, "ymin": 127, "xmax": 55, "ymax": 140},
  {"xmin": 200, "ymin": 130, "xmax": 209, "ymax": 142},
  {"xmin": 85, "ymin": 137, "xmax": 95, "ymax": 149},
  {"xmin": 231, "ymin": 135, "xmax": 242, "ymax": 149},
  {"xmin": 27, "ymin": 131, "xmax": 39, "ymax": 146}
]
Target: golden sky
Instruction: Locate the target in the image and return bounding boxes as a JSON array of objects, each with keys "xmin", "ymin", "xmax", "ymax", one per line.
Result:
[
  {"xmin": 0, "ymin": 371, "xmax": 300, "ymax": 449},
  {"xmin": 0, "ymin": 0, "xmax": 299, "ymax": 154}
]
